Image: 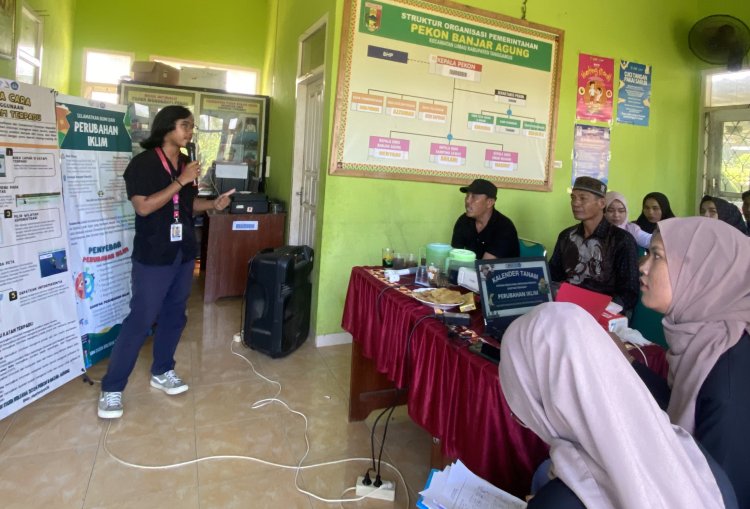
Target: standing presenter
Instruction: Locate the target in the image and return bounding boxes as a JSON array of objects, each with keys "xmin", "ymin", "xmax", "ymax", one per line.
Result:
[{"xmin": 98, "ymin": 105, "xmax": 234, "ymax": 419}]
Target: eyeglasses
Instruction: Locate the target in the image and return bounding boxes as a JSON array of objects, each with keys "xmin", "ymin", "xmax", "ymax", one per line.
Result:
[{"xmin": 176, "ymin": 121, "xmax": 197, "ymax": 131}]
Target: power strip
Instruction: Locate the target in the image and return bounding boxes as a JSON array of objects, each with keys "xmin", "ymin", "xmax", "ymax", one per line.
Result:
[{"xmin": 355, "ymin": 475, "xmax": 396, "ymax": 502}]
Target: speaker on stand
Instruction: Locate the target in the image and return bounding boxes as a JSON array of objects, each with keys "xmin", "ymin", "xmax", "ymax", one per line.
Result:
[{"xmin": 243, "ymin": 245, "xmax": 314, "ymax": 357}]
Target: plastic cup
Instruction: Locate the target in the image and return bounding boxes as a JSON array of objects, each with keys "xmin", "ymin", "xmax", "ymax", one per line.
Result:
[
  {"xmin": 392, "ymin": 253, "xmax": 405, "ymax": 269},
  {"xmin": 382, "ymin": 247, "xmax": 393, "ymax": 268}
]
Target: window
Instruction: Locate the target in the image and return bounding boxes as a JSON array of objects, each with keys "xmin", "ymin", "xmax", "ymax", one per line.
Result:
[
  {"xmin": 151, "ymin": 56, "xmax": 258, "ymax": 95},
  {"xmin": 15, "ymin": 5, "xmax": 43, "ymax": 85},
  {"xmin": 699, "ymin": 70, "xmax": 750, "ymax": 207},
  {"xmin": 82, "ymin": 49, "xmax": 133, "ymax": 104}
]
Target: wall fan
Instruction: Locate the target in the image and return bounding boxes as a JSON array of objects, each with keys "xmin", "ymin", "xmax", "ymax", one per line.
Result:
[{"xmin": 688, "ymin": 15, "xmax": 750, "ymax": 71}]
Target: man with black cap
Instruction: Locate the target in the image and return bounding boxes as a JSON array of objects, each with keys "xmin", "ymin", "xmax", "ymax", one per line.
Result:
[
  {"xmin": 549, "ymin": 176, "xmax": 639, "ymax": 311},
  {"xmin": 451, "ymin": 178, "xmax": 519, "ymax": 259}
]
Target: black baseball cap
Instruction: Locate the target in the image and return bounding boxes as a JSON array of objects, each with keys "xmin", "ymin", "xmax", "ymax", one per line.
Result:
[
  {"xmin": 572, "ymin": 176, "xmax": 607, "ymax": 198},
  {"xmin": 460, "ymin": 179, "xmax": 497, "ymax": 199}
]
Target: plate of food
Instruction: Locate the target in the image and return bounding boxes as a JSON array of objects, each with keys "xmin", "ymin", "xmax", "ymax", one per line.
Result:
[{"xmin": 411, "ymin": 288, "xmax": 464, "ymax": 310}]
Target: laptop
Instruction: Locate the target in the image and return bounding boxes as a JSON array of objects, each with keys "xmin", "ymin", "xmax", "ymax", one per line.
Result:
[{"xmin": 469, "ymin": 257, "xmax": 554, "ymax": 363}]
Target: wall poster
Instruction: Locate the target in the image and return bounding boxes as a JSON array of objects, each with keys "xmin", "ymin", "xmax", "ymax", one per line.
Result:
[
  {"xmin": 572, "ymin": 123, "xmax": 610, "ymax": 185},
  {"xmin": 329, "ymin": 0, "xmax": 564, "ymax": 191},
  {"xmin": 617, "ymin": 60, "xmax": 651, "ymax": 126},
  {"xmin": 0, "ymin": 79, "xmax": 84, "ymax": 419},
  {"xmin": 56, "ymin": 95, "xmax": 134, "ymax": 368},
  {"xmin": 576, "ymin": 53, "xmax": 614, "ymax": 123}
]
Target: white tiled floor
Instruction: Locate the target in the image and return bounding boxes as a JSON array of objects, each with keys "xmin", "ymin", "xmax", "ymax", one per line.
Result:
[{"xmin": 0, "ymin": 271, "xmax": 431, "ymax": 508}]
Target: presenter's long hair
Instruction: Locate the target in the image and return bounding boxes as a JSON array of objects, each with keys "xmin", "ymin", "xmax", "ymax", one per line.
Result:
[{"xmin": 140, "ymin": 105, "xmax": 192, "ymax": 150}]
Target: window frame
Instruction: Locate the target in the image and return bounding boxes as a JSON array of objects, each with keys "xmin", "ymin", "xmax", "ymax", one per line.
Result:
[
  {"xmin": 15, "ymin": 3, "xmax": 43, "ymax": 86},
  {"xmin": 81, "ymin": 48, "xmax": 134, "ymax": 103}
]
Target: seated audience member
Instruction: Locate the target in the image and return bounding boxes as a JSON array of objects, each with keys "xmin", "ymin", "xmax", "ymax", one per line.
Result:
[
  {"xmin": 604, "ymin": 191, "xmax": 651, "ymax": 249},
  {"xmin": 499, "ymin": 302, "xmax": 737, "ymax": 509},
  {"xmin": 548, "ymin": 177, "xmax": 639, "ymax": 311},
  {"xmin": 451, "ymin": 178, "xmax": 519, "ymax": 259},
  {"xmin": 633, "ymin": 217, "xmax": 750, "ymax": 509},
  {"xmin": 700, "ymin": 195, "xmax": 749, "ymax": 234},
  {"xmin": 635, "ymin": 192, "xmax": 675, "ymax": 234},
  {"xmin": 742, "ymin": 190, "xmax": 750, "ymax": 227}
]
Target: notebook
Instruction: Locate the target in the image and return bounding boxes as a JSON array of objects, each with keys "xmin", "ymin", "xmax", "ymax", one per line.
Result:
[{"xmin": 470, "ymin": 257, "xmax": 554, "ymax": 363}]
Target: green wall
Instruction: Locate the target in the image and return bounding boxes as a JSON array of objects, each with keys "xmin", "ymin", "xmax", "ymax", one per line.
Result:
[
  {"xmin": 0, "ymin": 0, "xmax": 77, "ymax": 93},
  {"xmin": 69, "ymin": 0, "xmax": 271, "ymax": 95},
  {"xmin": 261, "ymin": 0, "xmax": 750, "ymax": 336}
]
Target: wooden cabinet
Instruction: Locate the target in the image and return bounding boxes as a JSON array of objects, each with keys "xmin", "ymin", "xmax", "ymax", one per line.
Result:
[{"xmin": 203, "ymin": 212, "xmax": 286, "ymax": 302}]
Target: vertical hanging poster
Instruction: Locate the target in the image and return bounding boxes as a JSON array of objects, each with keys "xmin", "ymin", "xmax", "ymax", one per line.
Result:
[
  {"xmin": 56, "ymin": 95, "xmax": 134, "ymax": 368},
  {"xmin": 0, "ymin": 79, "xmax": 84, "ymax": 419},
  {"xmin": 617, "ymin": 61, "xmax": 651, "ymax": 126},
  {"xmin": 572, "ymin": 123, "xmax": 611, "ymax": 184},
  {"xmin": 576, "ymin": 54, "xmax": 614, "ymax": 123}
]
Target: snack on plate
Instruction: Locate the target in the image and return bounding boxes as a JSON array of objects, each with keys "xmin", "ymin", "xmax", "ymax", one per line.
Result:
[{"xmin": 415, "ymin": 288, "xmax": 463, "ymax": 304}]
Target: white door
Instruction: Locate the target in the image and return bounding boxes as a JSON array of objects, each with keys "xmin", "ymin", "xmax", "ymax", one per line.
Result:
[{"xmin": 289, "ymin": 73, "xmax": 324, "ymax": 248}]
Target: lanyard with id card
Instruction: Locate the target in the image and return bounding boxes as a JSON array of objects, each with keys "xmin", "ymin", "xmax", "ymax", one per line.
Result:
[{"xmin": 155, "ymin": 147, "xmax": 184, "ymax": 242}]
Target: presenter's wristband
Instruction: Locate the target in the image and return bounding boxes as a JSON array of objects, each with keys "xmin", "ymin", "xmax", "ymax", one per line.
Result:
[{"xmin": 175, "ymin": 179, "xmax": 185, "ymax": 188}]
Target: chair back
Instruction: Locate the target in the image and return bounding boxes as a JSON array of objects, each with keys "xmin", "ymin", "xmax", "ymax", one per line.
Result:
[{"xmin": 519, "ymin": 238, "xmax": 546, "ymax": 258}]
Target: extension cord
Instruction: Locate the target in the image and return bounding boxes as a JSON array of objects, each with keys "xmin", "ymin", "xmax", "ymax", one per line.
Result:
[
  {"xmin": 233, "ymin": 332, "xmax": 242, "ymax": 343},
  {"xmin": 355, "ymin": 476, "xmax": 396, "ymax": 501}
]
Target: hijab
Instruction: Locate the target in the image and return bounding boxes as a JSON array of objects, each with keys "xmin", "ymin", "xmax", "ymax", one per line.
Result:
[
  {"xmin": 606, "ymin": 191, "xmax": 652, "ymax": 248},
  {"xmin": 700, "ymin": 195, "xmax": 748, "ymax": 234},
  {"xmin": 604, "ymin": 191, "xmax": 628, "ymax": 226},
  {"xmin": 659, "ymin": 217, "xmax": 750, "ymax": 433},
  {"xmin": 636, "ymin": 192, "xmax": 675, "ymax": 234},
  {"xmin": 499, "ymin": 302, "xmax": 726, "ymax": 509}
]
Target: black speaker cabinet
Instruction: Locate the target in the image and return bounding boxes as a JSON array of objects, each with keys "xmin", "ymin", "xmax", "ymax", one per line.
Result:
[{"xmin": 243, "ymin": 245, "xmax": 314, "ymax": 357}]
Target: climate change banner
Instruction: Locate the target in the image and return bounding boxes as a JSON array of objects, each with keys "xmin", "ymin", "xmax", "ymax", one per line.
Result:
[{"xmin": 56, "ymin": 95, "xmax": 134, "ymax": 368}]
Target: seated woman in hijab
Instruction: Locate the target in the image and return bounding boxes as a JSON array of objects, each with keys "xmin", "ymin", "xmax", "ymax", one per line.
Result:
[
  {"xmin": 635, "ymin": 192, "xmax": 675, "ymax": 234},
  {"xmin": 604, "ymin": 191, "xmax": 651, "ymax": 249},
  {"xmin": 633, "ymin": 217, "xmax": 750, "ymax": 509},
  {"xmin": 699, "ymin": 195, "xmax": 748, "ymax": 234},
  {"xmin": 500, "ymin": 302, "xmax": 737, "ymax": 509}
]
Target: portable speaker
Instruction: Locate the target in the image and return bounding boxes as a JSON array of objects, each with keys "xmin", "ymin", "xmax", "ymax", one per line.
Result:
[{"xmin": 243, "ymin": 245, "xmax": 314, "ymax": 357}]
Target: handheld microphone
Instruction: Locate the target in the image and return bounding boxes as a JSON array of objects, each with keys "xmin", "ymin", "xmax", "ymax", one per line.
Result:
[{"xmin": 186, "ymin": 142, "xmax": 198, "ymax": 186}]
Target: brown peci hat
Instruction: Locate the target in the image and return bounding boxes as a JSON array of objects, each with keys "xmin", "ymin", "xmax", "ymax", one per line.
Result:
[
  {"xmin": 460, "ymin": 179, "xmax": 497, "ymax": 199},
  {"xmin": 572, "ymin": 176, "xmax": 607, "ymax": 198}
]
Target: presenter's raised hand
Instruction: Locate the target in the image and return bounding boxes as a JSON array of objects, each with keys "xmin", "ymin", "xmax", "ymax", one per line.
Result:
[{"xmin": 213, "ymin": 189, "xmax": 235, "ymax": 211}]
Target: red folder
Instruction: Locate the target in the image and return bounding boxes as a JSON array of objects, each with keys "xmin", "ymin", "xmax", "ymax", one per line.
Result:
[{"xmin": 554, "ymin": 282, "xmax": 612, "ymax": 319}]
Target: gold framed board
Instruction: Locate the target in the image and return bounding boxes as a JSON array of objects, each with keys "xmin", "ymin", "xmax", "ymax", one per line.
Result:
[{"xmin": 329, "ymin": 0, "xmax": 564, "ymax": 191}]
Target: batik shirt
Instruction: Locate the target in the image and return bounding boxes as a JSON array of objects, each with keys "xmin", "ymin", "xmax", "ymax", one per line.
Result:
[{"xmin": 549, "ymin": 218, "xmax": 639, "ymax": 310}]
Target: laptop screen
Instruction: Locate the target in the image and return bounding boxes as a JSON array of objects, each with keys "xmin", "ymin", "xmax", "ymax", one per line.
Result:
[{"xmin": 476, "ymin": 257, "xmax": 554, "ymax": 334}]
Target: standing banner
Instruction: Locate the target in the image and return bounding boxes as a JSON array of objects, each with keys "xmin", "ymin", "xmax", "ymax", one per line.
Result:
[
  {"xmin": 617, "ymin": 61, "xmax": 651, "ymax": 126},
  {"xmin": 572, "ymin": 123, "xmax": 610, "ymax": 184},
  {"xmin": 0, "ymin": 79, "xmax": 84, "ymax": 420},
  {"xmin": 56, "ymin": 95, "xmax": 134, "ymax": 368},
  {"xmin": 576, "ymin": 54, "xmax": 614, "ymax": 123}
]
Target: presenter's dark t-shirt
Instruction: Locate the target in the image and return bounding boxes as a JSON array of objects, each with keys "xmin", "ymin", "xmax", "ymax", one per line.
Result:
[
  {"xmin": 124, "ymin": 149, "xmax": 198, "ymax": 265},
  {"xmin": 451, "ymin": 209, "xmax": 520, "ymax": 259}
]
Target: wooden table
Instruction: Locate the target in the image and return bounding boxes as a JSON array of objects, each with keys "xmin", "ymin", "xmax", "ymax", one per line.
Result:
[{"xmin": 202, "ymin": 212, "xmax": 285, "ymax": 302}]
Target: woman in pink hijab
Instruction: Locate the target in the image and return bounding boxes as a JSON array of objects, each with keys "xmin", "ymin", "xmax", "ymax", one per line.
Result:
[
  {"xmin": 500, "ymin": 302, "xmax": 736, "ymax": 509},
  {"xmin": 636, "ymin": 216, "xmax": 750, "ymax": 509},
  {"xmin": 604, "ymin": 191, "xmax": 652, "ymax": 249}
]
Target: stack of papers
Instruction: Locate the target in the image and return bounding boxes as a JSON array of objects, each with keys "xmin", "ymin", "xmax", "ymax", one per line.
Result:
[{"xmin": 417, "ymin": 460, "xmax": 527, "ymax": 509}]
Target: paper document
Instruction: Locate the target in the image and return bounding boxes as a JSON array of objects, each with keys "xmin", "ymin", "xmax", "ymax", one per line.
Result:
[{"xmin": 418, "ymin": 460, "xmax": 527, "ymax": 509}]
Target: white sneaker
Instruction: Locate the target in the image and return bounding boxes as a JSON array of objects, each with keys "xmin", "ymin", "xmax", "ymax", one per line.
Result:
[
  {"xmin": 98, "ymin": 391, "xmax": 123, "ymax": 419},
  {"xmin": 150, "ymin": 370, "xmax": 188, "ymax": 395}
]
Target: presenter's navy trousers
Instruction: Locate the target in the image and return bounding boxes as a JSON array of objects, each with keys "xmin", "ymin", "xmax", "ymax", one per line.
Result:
[{"xmin": 101, "ymin": 254, "xmax": 194, "ymax": 392}]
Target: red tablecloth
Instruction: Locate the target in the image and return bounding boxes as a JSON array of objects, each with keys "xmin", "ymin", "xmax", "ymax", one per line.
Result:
[{"xmin": 341, "ymin": 267, "xmax": 668, "ymax": 498}]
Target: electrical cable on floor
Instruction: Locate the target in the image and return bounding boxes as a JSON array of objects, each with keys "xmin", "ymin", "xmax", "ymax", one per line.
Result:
[{"xmin": 101, "ymin": 336, "xmax": 410, "ymax": 506}]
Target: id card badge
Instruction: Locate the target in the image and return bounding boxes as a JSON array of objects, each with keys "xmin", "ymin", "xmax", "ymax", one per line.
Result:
[{"xmin": 170, "ymin": 222, "xmax": 183, "ymax": 242}]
